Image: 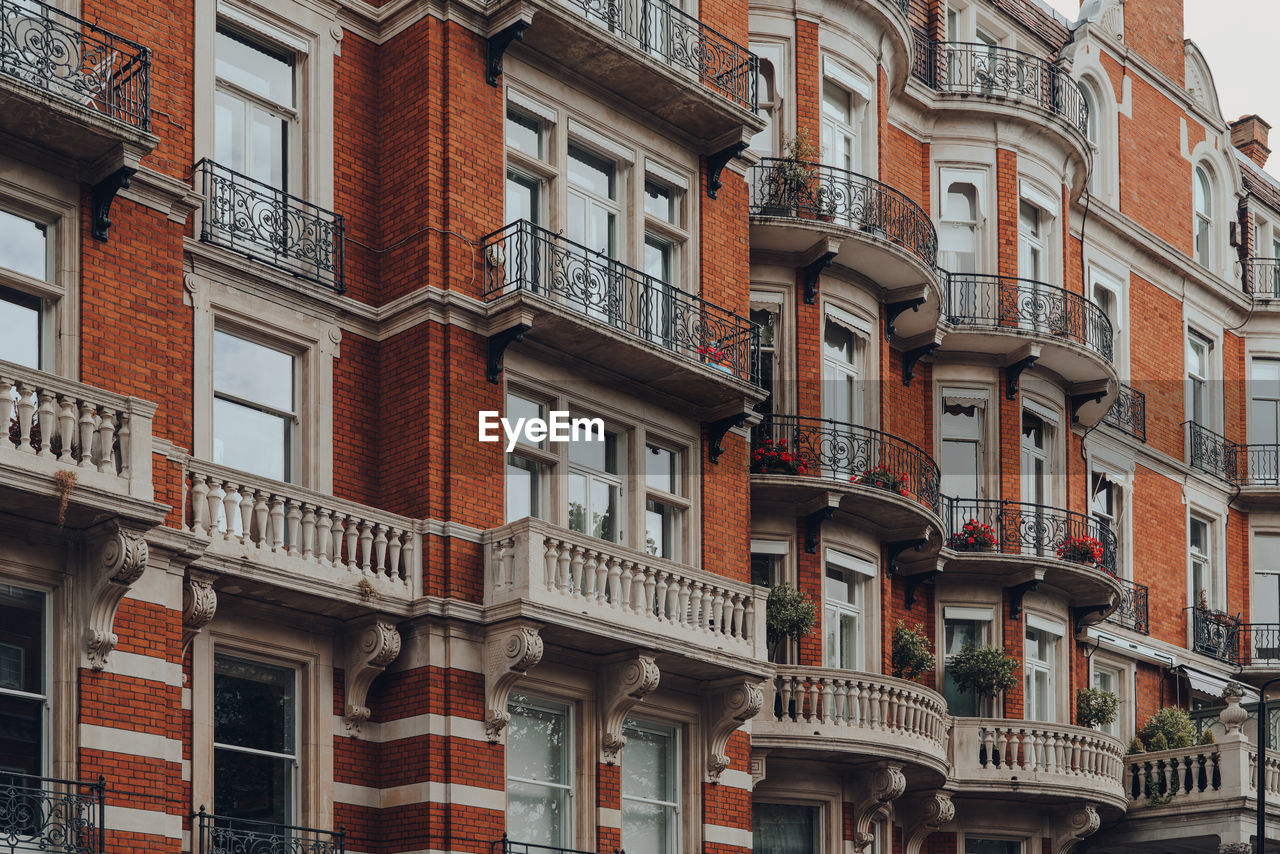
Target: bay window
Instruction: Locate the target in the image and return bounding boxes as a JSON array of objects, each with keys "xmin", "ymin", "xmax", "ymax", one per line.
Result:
[
  {"xmin": 568, "ymin": 425, "xmax": 622, "ymax": 543},
  {"xmin": 823, "ymin": 550, "xmax": 873, "ymax": 671},
  {"xmin": 940, "ymin": 390, "xmax": 986, "ymax": 500}
]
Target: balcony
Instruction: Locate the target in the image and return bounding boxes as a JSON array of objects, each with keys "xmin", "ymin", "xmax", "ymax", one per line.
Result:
[
  {"xmin": 1190, "ymin": 606, "xmax": 1241, "ymax": 665},
  {"xmin": 196, "ymin": 809, "xmax": 344, "ymax": 854},
  {"xmin": 749, "ymin": 415, "xmax": 942, "ymax": 544},
  {"xmin": 752, "ymin": 665, "xmax": 949, "ymax": 779},
  {"xmin": 1187, "ymin": 422, "xmax": 1233, "ymax": 482},
  {"xmin": 482, "ymin": 220, "xmax": 763, "ymax": 414},
  {"xmin": 938, "ymin": 498, "xmax": 1122, "ymax": 612},
  {"xmin": 485, "ymin": 0, "xmax": 761, "ymax": 150},
  {"xmin": 746, "ymin": 160, "xmax": 940, "ymax": 339},
  {"xmin": 949, "ymin": 718, "xmax": 1127, "ymax": 809},
  {"xmin": 184, "ymin": 461, "xmax": 420, "ymax": 611},
  {"xmin": 485, "ymin": 517, "xmax": 765, "ymax": 674},
  {"xmin": 0, "ymin": 360, "xmax": 158, "ymax": 524},
  {"xmin": 495, "ymin": 838, "xmax": 615, "ymax": 854},
  {"xmin": 0, "ymin": 775, "xmax": 104, "ymax": 854},
  {"xmin": 193, "ymin": 160, "xmax": 345, "ymax": 293},
  {"xmin": 1102, "ymin": 383, "xmax": 1146, "ymax": 442},
  {"xmin": 1237, "ymin": 623, "xmax": 1280, "ymax": 673},
  {"xmin": 0, "ymin": 0, "xmax": 155, "ymax": 187},
  {"xmin": 939, "ymin": 273, "xmax": 1116, "ymax": 422},
  {"xmin": 1244, "ymin": 257, "xmax": 1280, "ymax": 298},
  {"xmin": 1105, "ymin": 578, "xmax": 1150, "ymax": 635}
]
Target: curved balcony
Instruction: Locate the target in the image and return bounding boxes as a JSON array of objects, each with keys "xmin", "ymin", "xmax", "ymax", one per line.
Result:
[
  {"xmin": 752, "ymin": 665, "xmax": 949, "ymax": 780},
  {"xmin": 950, "ymin": 718, "xmax": 1127, "ymax": 810},
  {"xmin": 939, "ymin": 498, "xmax": 1122, "ymax": 612},
  {"xmin": 1101, "ymin": 382, "xmax": 1146, "ymax": 442},
  {"xmin": 750, "ymin": 415, "xmax": 942, "ymax": 542},
  {"xmin": 746, "ymin": 160, "xmax": 940, "ymax": 340},
  {"xmin": 939, "ymin": 273, "xmax": 1116, "ymax": 423}
]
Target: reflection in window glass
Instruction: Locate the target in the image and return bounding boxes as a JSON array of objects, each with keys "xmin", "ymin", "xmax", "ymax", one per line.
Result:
[
  {"xmin": 0, "ymin": 586, "xmax": 44, "ymax": 780},
  {"xmin": 622, "ymin": 720, "xmax": 678, "ymax": 854},
  {"xmin": 506, "ymin": 695, "xmax": 572, "ymax": 848},
  {"xmin": 0, "ymin": 286, "xmax": 41, "ymax": 369},
  {"xmin": 213, "ymin": 331, "xmax": 295, "ymax": 482},
  {"xmin": 213, "ymin": 654, "xmax": 296, "ymax": 825},
  {"xmin": 0, "ymin": 211, "xmax": 47, "ymax": 281},
  {"xmin": 753, "ymin": 803, "xmax": 818, "ymax": 854}
]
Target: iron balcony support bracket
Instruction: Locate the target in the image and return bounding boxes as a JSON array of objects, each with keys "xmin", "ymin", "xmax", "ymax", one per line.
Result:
[
  {"xmin": 1070, "ymin": 391, "xmax": 1106, "ymax": 423},
  {"xmin": 486, "ymin": 323, "xmax": 531, "ymax": 383},
  {"xmin": 885, "ymin": 538, "xmax": 928, "ymax": 577},
  {"xmin": 904, "ymin": 570, "xmax": 940, "ymax": 610},
  {"xmin": 1007, "ymin": 579, "xmax": 1040, "ymax": 621},
  {"xmin": 706, "ymin": 143, "xmax": 747, "ymax": 199},
  {"xmin": 803, "ymin": 251, "xmax": 836, "ymax": 305},
  {"xmin": 804, "ymin": 507, "xmax": 835, "ymax": 553},
  {"xmin": 92, "ymin": 167, "xmax": 136, "ymax": 242},
  {"xmin": 1005, "ymin": 355, "xmax": 1039, "ymax": 400},
  {"xmin": 707, "ymin": 413, "xmax": 746, "ymax": 464},
  {"xmin": 902, "ymin": 343, "xmax": 940, "ymax": 386},
  {"xmin": 884, "ymin": 297, "xmax": 927, "ymax": 340},
  {"xmin": 486, "ymin": 22, "xmax": 529, "ymax": 86}
]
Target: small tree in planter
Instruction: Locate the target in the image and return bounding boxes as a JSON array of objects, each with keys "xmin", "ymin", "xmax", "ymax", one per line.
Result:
[
  {"xmin": 761, "ymin": 131, "xmax": 822, "ymax": 216},
  {"xmin": 1138, "ymin": 707, "xmax": 1196, "ymax": 751},
  {"xmin": 766, "ymin": 583, "xmax": 817, "ymax": 664},
  {"xmin": 1076, "ymin": 687, "xmax": 1120, "ymax": 730},
  {"xmin": 891, "ymin": 621, "xmax": 935, "ymax": 683},
  {"xmin": 949, "ymin": 644, "xmax": 1019, "ymax": 712}
]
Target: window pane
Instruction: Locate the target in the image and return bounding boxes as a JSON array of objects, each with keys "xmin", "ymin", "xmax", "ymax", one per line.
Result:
[
  {"xmin": 505, "ymin": 455, "xmax": 541, "ymax": 523},
  {"xmin": 213, "ymin": 331, "xmax": 294, "ymax": 411},
  {"xmin": 568, "ymin": 146, "xmax": 615, "ymax": 199},
  {"xmin": 214, "ymin": 91, "xmax": 245, "ymax": 173},
  {"xmin": 214, "ymin": 748, "xmax": 293, "ymax": 825},
  {"xmin": 644, "ymin": 236, "xmax": 671, "ymax": 284},
  {"xmin": 213, "ymin": 398, "xmax": 289, "ymax": 481},
  {"xmin": 753, "ymin": 803, "xmax": 818, "ymax": 854},
  {"xmin": 507, "ymin": 698, "xmax": 568, "ymax": 784},
  {"xmin": 645, "ymin": 499, "xmax": 677, "ymax": 559},
  {"xmin": 645, "ymin": 445, "xmax": 677, "ymax": 493},
  {"xmin": 216, "ymin": 30, "xmax": 293, "ymax": 107},
  {"xmin": 940, "ymin": 440, "xmax": 979, "ymax": 500},
  {"xmin": 0, "ymin": 210, "xmax": 47, "ymax": 280},
  {"xmin": 506, "ymin": 392, "xmax": 545, "ymax": 448},
  {"xmin": 506, "ymin": 110, "xmax": 542, "ymax": 158},
  {"xmin": 645, "ymin": 182, "xmax": 675, "ymax": 224},
  {"xmin": 750, "ymin": 554, "xmax": 780, "ymax": 588},
  {"xmin": 507, "ymin": 173, "xmax": 539, "ymax": 226},
  {"xmin": 507, "ymin": 780, "xmax": 569, "ymax": 848},
  {"xmin": 0, "ymin": 587, "xmax": 43, "ymax": 697},
  {"xmin": 823, "ymin": 320, "xmax": 856, "ymax": 364},
  {"xmin": 568, "ymin": 428, "xmax": 618, "ymax": 472},
  {"xmin": 0, "ymin": 287, "xmax": 41, "ymax": 368},
  {"xmin": 966, "ymin": 840, "xmax": 1020, "ymax": 854},
  {"xmin": 591, "ymin": 480, "xmax": 618, "ymax": 541},
  {"xmin": 621, "ymin": 721, "xmax": 673, "ymax": 802},
  {"xmin": 213, "ymin": 655, "xmax": 295, "ymax": 754},
  {"xmin": 249, "ymin": 106, "xmax": 286, "ymax": 188},
  {"xmin": 0, "ymin": 695, "xmax": 42, "ymax": 777},
  {"xmin": 623, "ymin": 800, "xmax": 670, "ymax": 854}
]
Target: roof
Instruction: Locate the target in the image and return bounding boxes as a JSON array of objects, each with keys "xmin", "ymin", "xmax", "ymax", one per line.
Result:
[
  {"xmin": 1236, "ymin": 149, "xmax": 1280, "ymax": 216},
  {"xmin": 991, "ymin": 0, "xmax": 1073, "ymax": 51}
]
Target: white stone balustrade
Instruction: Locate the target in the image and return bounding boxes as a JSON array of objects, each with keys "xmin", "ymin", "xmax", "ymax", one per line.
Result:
[
  {"xmin": 0, "ymin": 360, "xmax": 155, "ymax": 502},
  {"xmin": 485, "ymin": 517, "xmax": 764, "ymax": 661},
  {"xmin": 186, "ymin": 461, "xmax": 419, "ymax": 599}
]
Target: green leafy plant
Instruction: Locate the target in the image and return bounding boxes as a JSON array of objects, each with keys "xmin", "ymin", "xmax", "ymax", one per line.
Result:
[
  {"xmin": 1138, "ymin": 707, "xmax": 1196, "ymax": 751},
  {"xmin": 762, "ymin": 131, "xmax": 822, "ymax": 213},
  {"xmin": 1076, "ymin": 687, "xmax": 1120, "ymax": 729},
  {"xmin": 1198, "ymin": 727, "xmax": 1217, "ymax": 745},
  {"xmin": 891, "ymin": 621, "xmax": 936, "ymax": 682},
  {"xmin": 1126, "ymin": 736, "xmax": 1146, "ymax": 755},
  {"xmin": 766, "ymin": 583, "xmax": 817, "ymax": 662},
  {"xmin": 948, "ymin": 644, "xmax": 1019, "ymax": 699}
]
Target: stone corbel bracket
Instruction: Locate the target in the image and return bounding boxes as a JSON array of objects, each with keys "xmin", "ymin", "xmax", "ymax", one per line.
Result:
[
  {"xmin": 850, "ymin": 763, "xmax": 907, "ymax": 851},
  {"xmin": 705, "ymin": 677, "xmax": 764, "ymax": 782},
  {"xmin": 83, "ymin": 527, "xmax": 149, "ymax": 671},
  {"xmin": 181, "ymin": 568, "xmax": 218, "ymax": 654},
  {"xmin": 600, "ymin": 652, "xmax": 660, "ymax": 764},
  {"xmin": 484, "ymin": 621, "xmax": 544, "ymax": 743},
  {"xmin": 901, "ymin": 791, "xmax": 955, "ymax": 854},
  {"xmin": 1050, "ymin": 803, "xmax": 1100, "ymax": 854},
  {"xmin": 342, "ymin": 616, "xmax": 403, "ymax": 735}
]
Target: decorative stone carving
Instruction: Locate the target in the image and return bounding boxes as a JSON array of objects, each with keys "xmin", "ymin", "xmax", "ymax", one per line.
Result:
[
  {"xmin": 850, "ymin": 763, "xmax": 907, "ymax": 851},
  {"xmin": 1221, "ymin": 682, "xmax": 1249, "ymax": 733},
  {"xmin": 600, "ymin": 653, "xmax": 660, "ymax": 764},
  {"xmin": 1218, "ymin": 843, "xmax": 1253, "ymax": 854},
  {"xmin": 705, "ymin": 678, "xmax": 765, "ymax": 781},
  {"xmin": 902, "ymin": 791, "xmax": 955, "ymax": 854},
  {"xmin": 1051, "ymin": 803, "xmax": 1101, "ymax": 854},
  {"xmin": 484, "ymin": 622, "xmax": 544, "ymax": 742},
  {"xmin": 181, "ymin": 569, "xmax": 218, "ymax": 653},
  {"xmin": 342, "ymin": 616, "xmax": 403, "ymax": 734},
  {"xmin": 749, "ymin": 750, "xmax": 769, "ymax": 787},
  {"xmin": 83, "ymin": 527, "xmax": 149, "ymax": 670}
]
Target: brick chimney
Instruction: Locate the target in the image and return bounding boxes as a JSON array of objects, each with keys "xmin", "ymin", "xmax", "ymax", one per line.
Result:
[{"xmin": 1231, "ymin": 114, "xmax": 1272, "ymax": 168}]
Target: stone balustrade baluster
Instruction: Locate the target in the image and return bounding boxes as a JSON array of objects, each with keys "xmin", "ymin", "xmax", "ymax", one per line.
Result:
[
  {"xmin": 221, "ymin": 483, "xmax": 239, "ymax": 541},
  {"xmin": 358, "ymin": 521, "xmax": 373, "ymax": 573},
  {"xmin": 373, "ymin": 524, "xmax": 388, "ymax": 577},
  {"xmin": 190, "ymin": 474, "xmax": 209, "ymax": 536},
  {"xmin": 36, "ymin": 389, "xmax": 54, "ymax": 455},
  {"xmin": 76, "ymin": 401, "xmax": 94, "ymax": 466},
  {"xmin": 96, "ymin": 408, "xmax": 116, "ymax": 473},
  {"xmin": 206, "ymin": 479, "xmax": 225, "ymax": 535},
  {"xmin": 301, "ymin": 506, "xmax": 316, "ymax": 559},
  {"xmin": 56, "ymin": 396, "xmax": 74, "ymax": 461},
  {"xmin": 15, "ymin": 384, "xmax": 34, "ymax": 453}
]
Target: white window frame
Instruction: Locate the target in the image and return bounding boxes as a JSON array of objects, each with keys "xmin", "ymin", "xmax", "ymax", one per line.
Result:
[
  {"xmin": 1089, "ymin": 656, "xmax": 1132, "ymax": 741},
  {"xmin": 823, "ymin": 549, "xmax": 874, "ymax": 671},
  {"xmin": 620, "ymin": 718, "xmax": 681, "ymax": 854},
  {"xmin": 937, "ymin": 167, "xmax": 988, "ymax": 276},
  {"xmin": 940, "ymin": 387, "xmax": 988, "ymax": 501},
  {"xmin": 1186, "ymin": 328, "xmax": 1214, "ymax": 429},
  {"xmin": 1188, "ymin": 511, "xmax": 1220, "ymax": 610},
  {"xmin": 211, "ymin": 327, "xmax": 301, "ymax": 484},
  {"xmin": 821, "ymin": 305, "xmax": 872, "ymax": 429},
  {"xmin": 939, "ymin": 604, "xmax": 997, "ymax": 718},
  {"xmin": 1023, "ymin": 615, "xmax": 1063, "ymax": 723},
  {"xmin": 505, "ymin": 694, "xmax": 575, "ymax": 848},
  {"xmin": 748, "ymin": 42, "xmax": 786, "ymax": 156},
  {"xmin": 1017, "ymin": 182, "xmax": 1060, "ymax": 285},
  {"xmin": 1193, "ymin": 163, "xmax": 1214, "ymax": 267},
  {"xmin": 1089, "ymin": 265, "xmax": 1125, "ymax": 372}
]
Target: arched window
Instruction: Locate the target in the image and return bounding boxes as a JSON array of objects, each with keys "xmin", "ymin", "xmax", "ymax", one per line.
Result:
[
  {"xmin": 750, "ymin": 59, "xmax": 778, "ymax": 155},
  {"xmin": 1081, "ymin": 84, "xmax": 1100, "ymax": 193},
  {"xmin": 940, "ymin": 181, "xmax": 979, "ymax": 274},
  {"xmin": 1194, "ymin": 165, "xmax": 1213, "ymax": 264}
]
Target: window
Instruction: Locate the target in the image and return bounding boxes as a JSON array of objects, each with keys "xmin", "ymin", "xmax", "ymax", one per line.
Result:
[
  {"xmin": 941, "ymin": 392, "xmax": 985, "ymax": 500},
  {"xmin": 943, "ymin": 609, "xmax": 992, "ymax": 717},
  {"xmin": 1253, "ymin": 533, "xmax": 1280, "ymax": 660},
  {"xmin": 1090, "ymin": 268, "xmax": 1122, "ymax": 360},
  {"xmin": 753, "ymin": 803, "xmax": 819, "ymax": 854},
  {"xmin": 215, "ymin": 27, "xmax": 295, "ymax": 190},
  {"xmin": 824, "ymin": 555, "xmax": 871, "ymax": 671},
  {"xmin": 0, "ymin": 209, "xmax": 52, "ymax": 370},
  {"xmin": 751, "ymin": 304, "xmax": 779, "ymax": 414},
  {"xmin": 644, "ymin": 444, "xmax": 685, "ymax": 561},
  {"xmin": 506, "ymin": 695, "xmax": 573, "ymax": 848},
  {"xmin": 568, "ymin": 424, "xmax": 622, "ymax": 543},
  {"xmin": 1187, "ymin": 331, "xmax": 1212, "ymax": 426},
  {"xmin": 1020, "ymin": 410, "xmax": 1050, "ymax": 508},
  {"xmin": 0, "ymin": 587, "xmax": 46, "ymax": 783},
  {"xmin": 213, "ymin": 330, "xmax": 297, "ymax": 482},
  {"xmin": 505, "ymin": 391, "xmax": 548, "ymax": 524},
  {"xmin": 821, "ymin": 80, "xmax": 860, "ymax": 175},
  {"xmin": 1190, "ymin": 514, "xmax": 1215, "ymax": 608},
  {"xmin": 1252, "ymin": 359, "xmax": 1280, "ymax": 451},
  {"xmin": 966, "ymin": 841, "xmax": 1021, "ymax": 854},
  {"xmin": 750, "ymin": 553, "xmax": 783, "ymax": 589},
  {"xmin": 1024, "ymin": 623, "xmax": 1058, "ymax": 722},
  {"xmin": 213, "ymin": 654, "xmax": 296, "ymax": 824},
  {"xmin": 1018, "ymin": 200, "xmax": 1046, "ymax": 280},
  {"xmin": 822, "ymin": 318, "xmax": 863, "ymax": 427},
  {"xmin": 567, "ymin": 145, "xmax": 617, "ymax": 258},
  {"xmin": 506, "ymin": 107, "xmax": 548, "ymax": 226},
  {"xmin": 1082, "ymin": 84, "xmax": 1100, "ymax": 193},
  {"xmin": 750, "ymin": 58, "xmax": 779, "ymax": 155},
  {"xmin": 1194, "ymin": 165, "xmax": 1213, "ymax": 265},
  {"xmin": 940, "ymin": 181, "xmax": 980, "ymax": 275},
  {"xmin": 1090, "ymin": 471, "xmax": 1123, "ymax": 575},
  {"xmin": 1092, "ymin": 664, "xmax": 1122, "ymax": 737},
  {"xmin": 621, "ymin": 719, "xmax": 679, "ymax": 854}
]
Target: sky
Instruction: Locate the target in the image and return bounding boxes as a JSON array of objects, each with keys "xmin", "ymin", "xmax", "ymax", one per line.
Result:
[{"xmin": 1041, "ymin": 0, "xmax": 1280, "ymax": 178}]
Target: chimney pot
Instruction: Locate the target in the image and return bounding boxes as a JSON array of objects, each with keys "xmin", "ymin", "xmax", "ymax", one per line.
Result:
[{"xmin": 1231, "ymin": 114, "xmax": 1272, "ymax": 168}]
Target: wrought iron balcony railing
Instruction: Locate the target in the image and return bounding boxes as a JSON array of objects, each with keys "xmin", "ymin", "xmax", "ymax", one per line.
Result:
[
  {"xmin": 911, "ymin": 35, "xmax": 1088, "ymax": 135},
  {"xmin": 1226, "ymin": 442, "xmax": 1280, "ymax": 486},
  {"xmin": 494, "ymin": 835, "xmax": 619, "ymax": 854},
  {"xmin": 0, "ymin": 0, "xmax": 150, "ymax": 131},
  {"xmin": 553, "ymin": 0, "xmax": 757, "ymax": 110},
  {"xmin": 1106, "ymin": 578, "xmax": 1150, "ymax": 635},
  {"xmin": 1186, "ymin": 421, "xmax": 1233, "ymax": 482},
  {"xmin": 942, "ymin": 497, "xmax": 1118, "ymax": 576},
  {"xmin": 1189, "ymin": 606, "xmax": 1240, "ymax": 665},
  {"xmin": 196, "ymin": 809, "xmax": 344, "ymax": 854},
  {"xmin": 1101, "ymin": 382, "xmax": 1146, "ymax": 442},
  {"xmin": 943, "ymin": 272, "xmax": 1114, "ymax": 362},
  {"xmin": 482, "ymin": 219, "xmax": 761, "ymax": 385},
  {"xmin": 0, "ymin": 774, "xmax": 104, "ymax": 854},
  {"xmin": 747, "ymin": 159, "xmax": 938, "ymax": 268},
  {"xmin": 193, "ymin": 159, "xmax": 345, "ymax": 293},
  {"xmin": 750, "ymin": 414, "xmax": 942, "ymax": 511},
  {"xmin": 1243, "ymin": 257, "xmax": 1280, "ymax": 298},
  {"xmin": 1237, "ymin": 623, "xmax": 1280, "ymax": 667}
]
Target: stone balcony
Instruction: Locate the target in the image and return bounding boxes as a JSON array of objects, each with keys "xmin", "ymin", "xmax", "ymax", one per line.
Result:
[
  {"xmin": 184, "ymin": 461, "xmax": 420, "ymax": 614},
  {"xmin": 0, "ymin": 360, "xmax": 158, "ymax": 527},
  {"xmin": 485, "ymin": 517, "xmax": 767, "ymax": 677},
  {"xmin": 752, "ymin": 665, "xmax": 950, "ymax": 782}
]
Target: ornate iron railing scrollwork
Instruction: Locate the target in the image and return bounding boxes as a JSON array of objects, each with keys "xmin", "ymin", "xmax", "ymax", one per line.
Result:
[
  {"xmin": 1243, "ymin": 257, "xmax": 1280, "ymax": 298},
  {"xmin": 0, "ymin": 774, "xmax": 105, "ymax": 854},
  {"xmin": 1226, "ymin": 442, "xmax": 1280, "ymax": 487},
  {"xmin": 1186, "ymin": 422, "xmax": 1234, "ymax": 482},
  {"xmin": 746, "ymin": 159, "xmax": 938, "ymax": 268},
  {"xmin": 196, "ymin": 808, "xmax": 345, "ymax": 854},
  {"xmin": 1102, "ymin": 383, "xmax": 1146, "ymax": 442},
  {"xmin": 1237, "ymin": 623, "xmax": 1280, "ymax": 667},
  {"xmin": 1188, "ymin": 606, "xmax": 1240, "ymax": 665},
  {"xmin": 749, "ymin": 414, "xmax": 941, "ymax": 511},
  {"xmin": 941, "ymin": 496, "xmax": 1118, "ymax": 576},
  {"xmin": 494, "ymin": 836, "xmax": 617, "ymax": 854},
  {"xmin": 482, "ymin": 219, "xmax": 761, "ymax": 386},
  {"xmin": 942, "ymin": 271, "xmax": 1114, "ymax": 362},
  {"xmin": 910, "ymin": 34, "xmax": 1087, "ymax": 134},
  {"xmin": 194, "ymin": 160, "xmax": 345, "ymax": 293},
  {"xmin": 0, "ymin": 0, "xmax": 150, "ymax": 131},
  {"xmin": 1106, "ymin": 578, "xmax": 1149, "ymax": 635}
]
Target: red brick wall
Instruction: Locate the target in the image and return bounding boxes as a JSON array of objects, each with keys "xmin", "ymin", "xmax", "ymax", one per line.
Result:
[{"xmin": 1122, "ymin": 0, "xmax": 1185, "ymax": 85}]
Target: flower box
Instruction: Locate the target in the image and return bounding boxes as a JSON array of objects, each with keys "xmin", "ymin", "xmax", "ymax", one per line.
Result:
[
  {"xmin": 752, "ymin": 438, "xmax": 808, "ymax": 475},
  {"xmin": 948, "ymin": 518, "xmax": 998, "ymax": 551},
  {"xmin": 1057, "ymin": 535, "xmax": 1104, "ymax": 565}
]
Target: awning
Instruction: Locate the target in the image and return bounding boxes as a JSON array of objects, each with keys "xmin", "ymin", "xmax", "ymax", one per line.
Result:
[{"xmin": 1171, "ymin": 664, "xmax": 1236, "ymax": 698}]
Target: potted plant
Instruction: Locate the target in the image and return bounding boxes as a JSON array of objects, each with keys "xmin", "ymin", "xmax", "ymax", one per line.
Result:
[
  {"xmin": 766, "ymin": 582, "xmax": 817, "ymax": 664},
  {"xmin": 1076, "ymin": 686, "xmax": 1120, "ymax": 730},
  {"xmin": 854, "ymin": 465, "xmax": 910, "ymax": 498},
  {"xmin": 751, "ymin": 438, "xmax": 808, "ymax": 475},
  {"xmin": 698, "ymin": 342, "xmax": 734, "ymax": 375},
  {"xmin": 760, "ymin": 131, "xmax": 821, "ymax": 217},
  {"xmin": 949, "ymin": 643, "xmax": 1019, "ymax": 710},
  {"xmin": 891, "ymin": 620, "xmax": 936, "ymax": 683},
  {"xmin": 1057, "ymin": 535, "xmax": 1104, "ymax": 566},
  {"xmin": 948, "ymin": 518, "xmax": 997, "ymax": 551}
]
